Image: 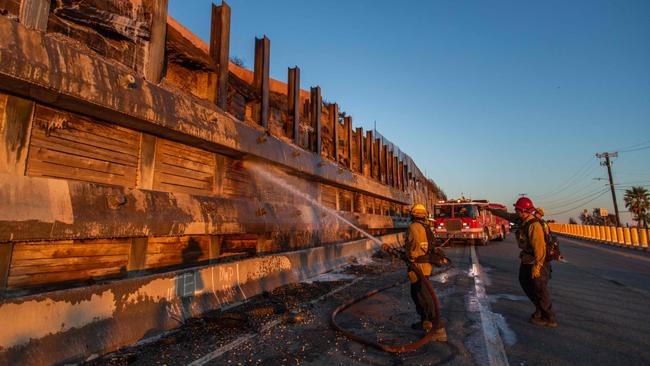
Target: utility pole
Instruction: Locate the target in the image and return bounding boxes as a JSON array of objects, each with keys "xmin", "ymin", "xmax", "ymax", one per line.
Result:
[{"xmin": 596, "ymin": 152, "xmax": 620, "ymax": 226}]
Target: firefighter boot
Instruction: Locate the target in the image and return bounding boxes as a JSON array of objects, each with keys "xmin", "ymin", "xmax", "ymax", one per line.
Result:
[
  {"xmin": 531, "ymin": 306, "xmax": 542, "ymax": 321},
  {"xmin": 422, "ymin": 321, "xmax": 433, "ymax": 332}
]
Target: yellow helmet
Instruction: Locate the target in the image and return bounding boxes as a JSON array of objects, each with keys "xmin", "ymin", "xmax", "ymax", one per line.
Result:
[
  {"xmin": 411, "ymin": 203, "xmax": 428, "ymax": 218},
  {"xmin": 536, "ymin": 207, "xmax": 545, "ymax": 216}
]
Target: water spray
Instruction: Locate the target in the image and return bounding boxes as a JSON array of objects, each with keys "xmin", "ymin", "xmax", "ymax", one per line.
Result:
[{"xmin": 245, "ymin": 160, "xmax": 383, "ymax": 246}]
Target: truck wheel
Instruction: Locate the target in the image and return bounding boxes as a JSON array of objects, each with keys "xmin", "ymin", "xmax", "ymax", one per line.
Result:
[
  {"xmin": 496, "ymin": 225, "xmax": 505, "ymax": 241},
  {"xmin": 480, "ymin": 228, "xmax": 489, "ymax": 246}
]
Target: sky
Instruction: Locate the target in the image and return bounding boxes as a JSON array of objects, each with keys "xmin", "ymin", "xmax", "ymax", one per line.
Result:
[{"xmin": 168, "ymin": 0, "xmax": 650, "ymax": 225}]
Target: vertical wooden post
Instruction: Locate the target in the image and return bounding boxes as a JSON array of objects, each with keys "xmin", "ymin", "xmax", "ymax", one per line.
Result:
[
  {"xmin": 19, "ymin": 0, "xmax": 50, "ymax": 30},
  {"xmin": 144, "ymin": 0, "xmax": 168, "ymax": 83},
  {"xmin": 254, "ymin": 36, "xmax": 270, "ymax": 128},
  {"xmin": 381, "ymin": 143, "xmax": 387, "ymax": 185},
  {"xmin": 366, "ymin": 130, "xmax": 374, "ymax": 178},
  {"xmin": 356, "ymin": 127, "xmax": 364, "ymax": 174},
  {"xmin": 398, "ymin": 160, "xmax": 403, "ymax": 191},
  {"xmin": 310, "ymin": 86, "xmax": 322, "ymax": 154},
  {"xmin": 137, "ymin": 134, "xmax": 157, "ymax": 190},
  {"xmin": 128, "ymin": 237, "xmax": 149, "ymax": 274},
  {"xmin": 387, "ymin": 150, "xmax": 393, "ymax": 187},
  {"xmin": 345, "ymin": 116, "xmax": 352, "ymax": 169},
  {"xmin": 209, "ymin": 235, "xmax": 222, "ymax": 263},
  {"xmin": 393, "ymin": 156, "xmax": 399, "ymax": 189},
  {"xmin": 0, "ymin": 243, "xmax": 14, "ymax": 291},
  {"xmin": 214, "ymin": 154, "xmax": 226, "ymax": 196},
  {"xmin": 0, "ymin": 95, "xmax": 34, "ymax": 175},
  {"xmin": 287, "ymin": 67, "xmax": 300, "ymax": 143},
  {"xmin": 330, "ymin": 104, "xmax": 339, "ymax": 163},
  {"xmin": 209, "ymin": 1, "xmax": 231, "ymax": 110}
]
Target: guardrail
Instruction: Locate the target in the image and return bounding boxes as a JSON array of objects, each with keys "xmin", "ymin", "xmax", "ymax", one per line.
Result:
[{"xmin": 548, "ymin": 223, "xmax": 649, "ymax": 250}]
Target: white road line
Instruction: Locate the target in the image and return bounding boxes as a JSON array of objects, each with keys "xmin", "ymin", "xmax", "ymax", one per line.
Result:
[
  {"xmin": 470, "ymin": 245, "xmax": 510, "ymax": 366},
  {"xmin": 187, "ymin": 276, "xmax": 365, "ymax": 366}
]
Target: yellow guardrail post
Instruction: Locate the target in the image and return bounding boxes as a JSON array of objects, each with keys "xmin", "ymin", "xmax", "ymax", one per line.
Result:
[
  {"xmin": 623, "ymin": 227, "xmax": 632, "ymax": 246},
  {"xmin": 609, "ymin": 226, "xmax": 617, "ymax": 244},
  {"xmin": 590, "ymin": 225, "xmax": 598, "ymax": 240},
  {"xmin": 600, "ymin": 226, "xmax": 607, "ymax": 242},
  {"xmin": 594, "ymin": 225, "xmax": 602, "ymax": 240},
  {"xmin": 640, "ymin": 229, "xmax": 648, "ymax": 249},
  {"xmin": 631, "ymin": 228, "xmax": 639, "ymax": 248},
  {"xmin": 616, "ymin": 227, "xmax": 624, "ymax": 245}
]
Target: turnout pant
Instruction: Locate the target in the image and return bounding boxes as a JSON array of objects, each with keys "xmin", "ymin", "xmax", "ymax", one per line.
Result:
[
  {"xmin": 519, "ymin": 262, "xmax": 555, "ymax": 321},
  {"xmin": 410, "ymin": 276, "xmax": 435, "ymax": 323}
]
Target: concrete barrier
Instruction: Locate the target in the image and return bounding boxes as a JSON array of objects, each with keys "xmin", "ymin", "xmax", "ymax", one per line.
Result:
[
  {"xmin": 0, "ymin": 233, "xmax": 401, "ymax": 365},
  {"xmin": 549, "ymin": 223, "xmax": 648, "ymax": 252}
]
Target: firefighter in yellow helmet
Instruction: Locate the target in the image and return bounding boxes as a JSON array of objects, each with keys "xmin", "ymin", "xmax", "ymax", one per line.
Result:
[
  {"xmin": 405, "ymin": 203, "xmax": 436, "ymax": 332},
  {"xmin": 534, "ymin": 207, "xmax": 551, "ymax": 236}
]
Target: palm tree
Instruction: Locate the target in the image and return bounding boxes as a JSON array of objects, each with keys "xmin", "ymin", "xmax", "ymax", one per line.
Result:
[{"xmin": 623, "ymin": 186, "xmax": 650, "ymax": 228}]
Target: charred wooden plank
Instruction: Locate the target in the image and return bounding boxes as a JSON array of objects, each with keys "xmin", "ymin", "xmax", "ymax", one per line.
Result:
[
  {"xmin": 19, "ymin": 0, "xmax": 50, "ymax": 30},
  {"xmin": 166, "ymin": 23, "xmax": 215, "ymax": 71},
  {"xmin": 51, "ymin": 0, "xmax": 150, "ymax": 42}
]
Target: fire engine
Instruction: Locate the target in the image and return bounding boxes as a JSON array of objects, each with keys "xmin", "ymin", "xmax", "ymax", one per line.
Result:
[{"xmin": 432, "ymin": 199, "xmax": 510, "ymax": 245}]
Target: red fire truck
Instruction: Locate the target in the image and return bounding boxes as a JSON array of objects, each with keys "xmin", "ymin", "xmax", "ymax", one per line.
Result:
[{"xmin": 432, "ymin": 199, "xmax": 510, "ymax": 245}]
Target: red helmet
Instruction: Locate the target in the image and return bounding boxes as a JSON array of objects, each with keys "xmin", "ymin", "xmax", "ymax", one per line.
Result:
[{"xmin": 514, "ymin": 197, "xmax": 534, "ymax": 212}]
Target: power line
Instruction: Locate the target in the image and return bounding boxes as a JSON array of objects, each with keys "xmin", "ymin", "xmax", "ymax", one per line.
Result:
[
  {"xmin": 542, "ymin": 187, "xmax": 610, "ymax": 210},
  {"xmin": 620, "ymin": 145, "xmax": 650, "ymax": 153},
  {"xmin": 535, "ymin": 178, "xmax": 601, "ymax": 206},
  {"xmin": 612, "ymin": 139, "xmax": 650, "ymax": 152},
  {"xmin": 531, "ymin": 157, "xmax": 596, "ymax": 199},
  {"xmin": 547, "ymin": 190, "xmax": 609, "ymax": 216}
]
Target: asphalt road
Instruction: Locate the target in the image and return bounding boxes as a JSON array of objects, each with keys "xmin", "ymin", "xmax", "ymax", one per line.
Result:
[
  {"xmin": 91, "ymin": 235, "xmax": 650, "ymax": 366},
  {"xmin": 476, "ymin": 234, "xmax": 650, "ymax": 366}
]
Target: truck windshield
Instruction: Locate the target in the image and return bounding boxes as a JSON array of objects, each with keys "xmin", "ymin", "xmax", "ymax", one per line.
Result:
[
  {"xmin": 455, "ymin": 205, "xmax": 477, "ymax": 219},
  {"xmin": 435, "ymin": 205, "xmax": 453, "ymax": 218}
]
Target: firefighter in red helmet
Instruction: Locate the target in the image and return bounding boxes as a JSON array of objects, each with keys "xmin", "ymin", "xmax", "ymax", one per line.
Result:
[{"xmin": 513, "ymin": 197, "xmax": 557, "ymax": 327}]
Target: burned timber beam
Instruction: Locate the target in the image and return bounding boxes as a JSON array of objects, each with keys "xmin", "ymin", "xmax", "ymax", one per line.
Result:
[
  {"xmin": 287, "ymin": 67, "xmax": 300, "ymax": 143},
  {"xmin": 0, "ymin": 174, "xmax": 405, "ymax": 242},
  {"xmin": 310, "ymin": 86, "xmax": 322, "ymax": 154},
  {"xmin": 144, "ymin": 0, "xmax": 168, "ymax": 83},
  {"xmin": 254, "ymin": 36, "xmax": 270, "ymax": 128},
  {"xmin": 209, "ymin": 1, "xmax": 231, "ymax": 109},
  {"xmin": 330, "ymin": 103, "xmax": 339, "ymax": 163},
  {"xmin": 345, "ymin": 116, "xmax": 352, "ymax": 169},
  {"xmin": 19, "ymin": 0, "xmax": 50, "ymax": 31},
  {"xmin": 0, "ymin": 17, "xmax": 410, "ymax": 203}
]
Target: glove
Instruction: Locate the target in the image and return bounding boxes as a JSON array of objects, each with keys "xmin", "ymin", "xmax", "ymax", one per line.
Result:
[
  {"xmin": 407, "ymin": 271, "xmax": 418, "ymax": 284},
  {"xmin": 531, "ymin": 266, "xmax": 541, "ymax": 279}
]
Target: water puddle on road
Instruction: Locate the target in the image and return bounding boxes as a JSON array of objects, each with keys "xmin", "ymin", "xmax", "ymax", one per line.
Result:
[
  {"xmin": 489, "ymin": 293, "xmax": 529, "ymax": 303},
  {"xmin": 430, "ymin": 267, "xmax": 462, "ymax": 283},
  {"xmin": 305, "ymin": 272, "xmax": 357, "ymax": 283}
]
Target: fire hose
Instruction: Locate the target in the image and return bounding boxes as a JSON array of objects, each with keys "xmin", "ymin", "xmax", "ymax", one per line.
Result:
[{"xmin": 330, "ymin": 241, "xmax": 453, "ymax": 353}]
